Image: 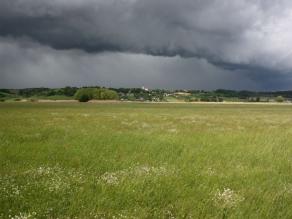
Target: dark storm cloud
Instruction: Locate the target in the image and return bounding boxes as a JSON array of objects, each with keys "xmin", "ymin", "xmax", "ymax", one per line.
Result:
[
  {"xmin": 1, "ymin": 0, "xmax": 292, "ymax": 89},
  {"xmin": 1, "ymin": 1, "xmax": 292, "ymax": 69},
  {"xmin": 0, "ymin": 37, "xmax": 268, "ymax": 90}
]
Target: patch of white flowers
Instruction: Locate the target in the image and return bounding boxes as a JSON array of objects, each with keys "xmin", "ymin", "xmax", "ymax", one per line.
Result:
[
  {"xmin": 36, "ymin": 166, "xmax": 53, "ymax": 176},
  {"xmin": 33, "ymin": 166, "xmax": 85, "ymax": 192},
  {"xmin": 100, "ymin": 172, "xmax": 119, "ymax": 185},
  {"xmin": 0, "ymin": 176, "xmax": 23, "ymax": 199},
  {"xmin": 99, "ymin": 165, "xmax": 171, "ymax": 185},
  {"xmin": 213, "ymin": 188, "xmax": 244, "ymax": 209},
  {"xmin": 283, "ymin": 183, "xmax": 292, "ymax": 194},
  {"xmin": 1, "ymin": 165, "xmax": 85, "ymax": 202},
  {"xmin": 205, "ymin": 168, "xmax": 216, "ymax": 176},
  {"xmin": 9, "ymin": 212, "xmax": 37, "ymax": 219}
]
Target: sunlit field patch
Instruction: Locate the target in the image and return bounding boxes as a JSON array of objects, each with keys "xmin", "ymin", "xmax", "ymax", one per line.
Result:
[{"xmin": 1, "ymin": 102, "xmax": 292, "ymax": 218}]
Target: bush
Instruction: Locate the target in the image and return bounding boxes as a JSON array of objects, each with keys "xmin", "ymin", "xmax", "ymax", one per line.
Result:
[
  {"xmin": 200, "ymin": 97, "xmax": 210, "ymax": 102},
  {"xmin": 100, "ymin": 89, "xmax": 119, "ymax": 100},
  {"xmin": 275, "ymin": 96, "xmax": 285, "ymax": 103},
  {"xmin": 218, "ymin": 97, "xmax": 224, "ymax": 102},
  {"xmin": 74, "ymin": 88, "xmax": 95, "ymax": 102},
  {"xmin": 78, "ymin": 93, "xmax": 91, "ymax": 102},
  {"xmin": 74, "ymin": 88, "xmax": 119, "ymax": 102}
]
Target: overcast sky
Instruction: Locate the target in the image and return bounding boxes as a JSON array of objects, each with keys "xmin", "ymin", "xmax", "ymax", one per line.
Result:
[{"xmin": 1, "ymin": 0, "xmax": 292, "ymax": 90}]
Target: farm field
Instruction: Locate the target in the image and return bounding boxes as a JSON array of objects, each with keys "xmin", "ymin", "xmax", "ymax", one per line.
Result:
[{"xmin": 1, "ymin": 102, "xmax": 292, "ymax": 219}]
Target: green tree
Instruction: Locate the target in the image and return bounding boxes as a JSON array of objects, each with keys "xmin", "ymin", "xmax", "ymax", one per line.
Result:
[
  {"xmin": 74, "ymin": 88, "xmax": 96, "ymax": 102},
  {"xmin": 275, "ymin": 96, "xmax": 285, "ymax": 102},
  {"xmin": 63, "ymin": 86, "xmax": 78, "ymax": 96},
  {"xmin": 100, "ymin": 89, "xmax": 119, "ymax": 100}
]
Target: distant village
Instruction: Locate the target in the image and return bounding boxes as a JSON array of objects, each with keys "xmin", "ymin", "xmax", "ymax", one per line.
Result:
[{"xmin": 1, "ymin": 86, "xmax": 292, "ymax": 103}]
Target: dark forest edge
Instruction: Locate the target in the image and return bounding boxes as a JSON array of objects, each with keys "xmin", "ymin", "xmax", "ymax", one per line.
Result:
[{"xmin": 0, "ymin": 87, "xmax": 291, "ymax": 103}]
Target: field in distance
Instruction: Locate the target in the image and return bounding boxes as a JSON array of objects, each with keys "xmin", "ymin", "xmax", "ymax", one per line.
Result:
[{"xmin": 1, "ymin": 102, "xmax": 292, "ymax": 218}]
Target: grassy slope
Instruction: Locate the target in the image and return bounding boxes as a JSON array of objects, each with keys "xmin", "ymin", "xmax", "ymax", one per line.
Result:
[{"xmin": 1, "ymin": 103, "xmax": 292, "ymax": 218}]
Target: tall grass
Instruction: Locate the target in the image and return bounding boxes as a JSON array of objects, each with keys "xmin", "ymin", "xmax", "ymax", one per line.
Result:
[{"xmin": 1, "ymin": 102, "xmax": 292, "ymax": 218}]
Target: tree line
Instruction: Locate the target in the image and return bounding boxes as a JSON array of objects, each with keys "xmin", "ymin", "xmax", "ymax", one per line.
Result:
[{"xmin": 0, "ymin": 87, "xmax": 291, "ymax": 102}]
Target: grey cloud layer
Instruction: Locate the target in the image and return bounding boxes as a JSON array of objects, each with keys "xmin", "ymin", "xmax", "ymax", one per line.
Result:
[
  {"xmin": 1, "ymin": 38, "xmax": 264, "ymax": 90},
  {"xmin": 1, "ymin": 0, "xmax": 292, "ymax": 72}
]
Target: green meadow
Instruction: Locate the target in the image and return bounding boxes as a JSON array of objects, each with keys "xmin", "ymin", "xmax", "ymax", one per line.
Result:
[{"xmin": 1, "ymin": 102, "xmax": 292, "ymax": 218}]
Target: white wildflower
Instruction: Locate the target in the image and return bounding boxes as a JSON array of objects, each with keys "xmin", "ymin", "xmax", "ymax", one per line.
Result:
[
  {"xmin": 134, "ymin": 166, "xmax": 152, "ymax": 176},
  {"xmin": 213, "ymin": 188, "xmax": 244, "ymax": 209},
  {"xmin": 283, "ymin": 183, "xmax": 292, "ymax": 194},
  {"xmin": 11, "ymin": 185, "xmax": 20, "ymax": 196},
  {"xmin": 9, "ymin": 212, "xmax": 37, "ymax": 219},
  {"xmin": 36, "ymin": 167, "xmax": 52, "ymax": 176},
  {"xmin": 98, "ymin": 165, "xmax": 172, "ymax": 185},
  {"xmin": 100, "ymin": 172, "xmax": 119, "ymax": 185},
  {"xmin": 0, "ymin": 177, "xmax": 22, "ymax": 198},
  {"xmin": 205, "ymin": 168, "xmax": 215, "ymax": 176}
]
